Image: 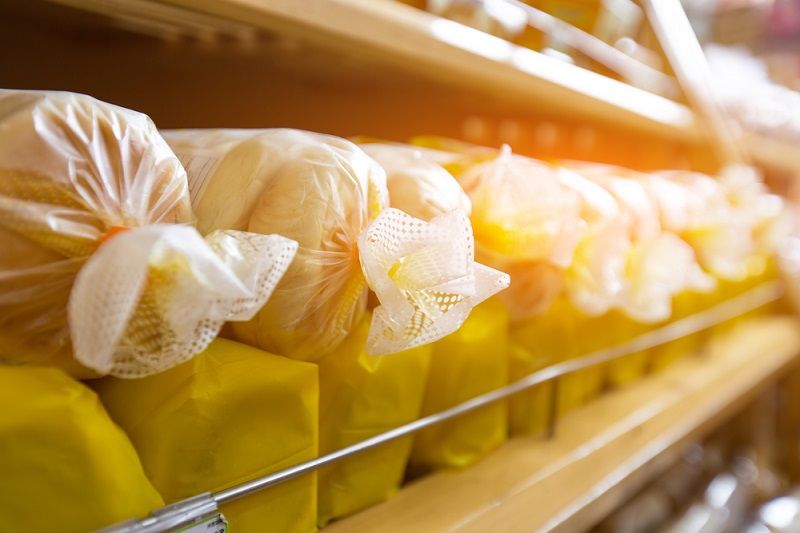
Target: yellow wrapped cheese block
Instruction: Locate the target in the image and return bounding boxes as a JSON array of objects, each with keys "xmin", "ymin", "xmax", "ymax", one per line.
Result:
[
  {"xmin": 94, "ymin": 338, "xmax": 318, "ymax": 533},
  {"xmin": 0, "ymin": 365, "xmax": 162, "ymax": 532},
  {"xmin": 510, "ymin": 296, "xmax": 581, "ymax": 425},
  {"xmin": 650, "ymin": 289, "xmax": 707, "ymax": 371},
  {"xmin": 0, "ymin": 90, "xmax": 296, "ymax": 379},
  {"xmin": 508, "ymin": 340, "xmax": 553, "ymax": 437},
  {"xmin": 317, "ymin": 315, "xmax": 431, "ymax": 526},
  {"xmin": 410, "ymin": 298, "xmax": 509, "ymax": 471}
]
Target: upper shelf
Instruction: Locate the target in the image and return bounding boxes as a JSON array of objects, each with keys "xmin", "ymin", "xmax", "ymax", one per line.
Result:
[
  {"xmin": 46, "ymin": 0, "xmax": 800, "ymax": 173},
  {"xmin": 53, "ymin": 0, "xmax": 705, "ymax": 143}
]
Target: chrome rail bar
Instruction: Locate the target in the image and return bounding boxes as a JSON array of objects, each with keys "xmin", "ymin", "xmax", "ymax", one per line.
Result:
[{"xmin": 97, "ymin": 281, "xmax": 784, "ymax": 532}]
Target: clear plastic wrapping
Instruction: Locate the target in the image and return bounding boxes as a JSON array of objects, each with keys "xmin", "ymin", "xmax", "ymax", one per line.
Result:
[
  {"xmin": 651, "ymin": 169, "xmax": 754, "ymax": 282},
  {"xmin": 445, "ymin": 146, "xmax": 584, "ymax": 321},
  {"xmin": 556, "ymin": 167, "xmax": 630, "ymax": 317},
  {"xmin": 360, "ymin": 142, "xmax": 472, "ymax": 220},
  {"xmin": 575, "ymin": 164, "xmax": 715, "ymax": 323},
  {"xmin": 163, "ymin": 129, "xmax": 509, "ymax": 359},
  {"xmin": 0, "ymin": 91, "xmax": 296, "ymax": 378}
]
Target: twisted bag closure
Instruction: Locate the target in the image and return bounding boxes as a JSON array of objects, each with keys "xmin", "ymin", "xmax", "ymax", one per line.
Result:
[
  {"xmin": 359, "ymin": 208, "xmax": 510, "ymax": 355},
  {"xmin": 358, "ymin": 142, "xmax": 509, "ymax": 353}
]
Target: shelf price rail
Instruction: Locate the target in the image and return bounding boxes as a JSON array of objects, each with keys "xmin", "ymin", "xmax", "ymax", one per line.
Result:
[{"xmin": 96, "ymin": 281, "xmax": 786, "ymax": 532}]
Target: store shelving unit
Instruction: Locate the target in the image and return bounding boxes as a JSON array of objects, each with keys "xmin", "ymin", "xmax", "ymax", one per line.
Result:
[
  {"xmin": 46, "ymin": 0, "xmax": 800, "ymax": 171},
  {"xmin": 327, "ymin": 316, "xmax": 800, "ymax": 532},
  {"xmin": 7, "ymin": 1, "xmax": 799, "ymax": 530},
  {"xmin": 52, "ymin": 0, "xmax": 702, "ymax": 143}
]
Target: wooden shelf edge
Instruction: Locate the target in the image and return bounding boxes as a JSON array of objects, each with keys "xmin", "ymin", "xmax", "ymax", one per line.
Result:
[
  {"xmin": 118, "ymin": 0, "xmax": 706, "ymax": 142},
  {"xmin": 747, "ymin": 132, "xmax": 800, "ymax": 174},
  {"xmin": 327, "ymin": 316, "xmax": 800, "ymax": 533}
]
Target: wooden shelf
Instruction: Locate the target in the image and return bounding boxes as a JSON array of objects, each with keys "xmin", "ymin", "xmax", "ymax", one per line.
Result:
[
  {"xmin": 46, "ymin": 0, "xmax": 704, "ymax": 144},
  {"xmin": 326, "ymin": 316, "xmax": 800, "ymax": 532},
  {"xmin": 39, "ymin": 0, "xmax": 800, "ymax": 172},
  {"xmin": 747, "ymin": 132, "xmax": 800, "ymax": 175}
]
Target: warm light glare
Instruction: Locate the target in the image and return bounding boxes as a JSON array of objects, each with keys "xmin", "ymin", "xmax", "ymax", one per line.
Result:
[
  {"xmin": 483, "ymin": 0, "xmax": 527, "ymax": 33},
  {"xmin": 759, "ymin": 496, "xmax": 800, "ymax": 529},
  {"xmin": 428, "ymin": 16, "xmax": 692, "ymax": 130},
  {"xmin": 704, "ymin": 473, "xmax": 737, "ymax": 509},
  {"xmin": 429, "ymin": 18, "xmax": 514, "ymax": 62}
]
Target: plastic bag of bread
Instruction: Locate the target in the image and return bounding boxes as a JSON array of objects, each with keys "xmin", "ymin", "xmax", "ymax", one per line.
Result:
[
  {"xmin": 454, "ymin": 147, "xmax": 583, "ymax": 317},
  {"xmin": 719, "ymin": 165, "xmax": 793, "ymax": 317},
  {"xmin": 406, "ymin": 138, "xmax": 587, "ymax": 420},
  {"xmin": 0, "ymin": 365, "xmax": 163, "ymax": 532},
  {"xmin": 163, "ymin": 129, "xmax": 509, "ymax": 360},
  {"xmin": 0, "ymin": 90, "xmax": 297, "ymax": 378},
  {"xmin": 580, "ymin": 165, "xmax": 714, "ymax": 385},
  {"xmin": 94, "ymin": 338, "xmax": 318, "ymax": 532},
  {"xmin": 545, "ymin": 168, "xmax": 630, "ymax": 409},
  {"xmin": 646, "ymin": 169, "xmax": 761, "ymax": 341},
  {"xmin": 360, "ymin": 142, "xmax": 471, "ymax": 220},
  {"xmin": 364, "ymin": 142, "xmax": 511, "ymax": 468},
  {"xmin": 317, "ymin": 313, "xmax": 431, "ymax": 525},
  {"xmin": 407, "ymin": 140, "xmax": 584, "ymax": 320},
  {"xmin": 651, "ymin": 169, "xmax": 753, "ymax": 283}
]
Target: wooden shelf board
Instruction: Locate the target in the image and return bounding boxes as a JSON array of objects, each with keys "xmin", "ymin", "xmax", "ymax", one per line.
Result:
[
  {"xmin": 61, "ymin": 0, "xmax": 704, "ymax": 143},
  {"xmin": 747, "ymin": 133, "xmax": 800, "ymax": 175},
  {"xmin": 326, "ymin": 316, "xmax": 800, "ymax": 532},
  {"xmin": 43, "ymin": 0, "xmax": 798, "ymax": 172}
]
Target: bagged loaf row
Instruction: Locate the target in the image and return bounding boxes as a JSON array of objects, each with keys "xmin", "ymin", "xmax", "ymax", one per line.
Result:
[
  {"xmin": 1, "ymin": 89, "xmax": 796, "ymax": 532},
  {"xmin": 0, "ymin": 90, "xmax": 510, "ymax": 531}
]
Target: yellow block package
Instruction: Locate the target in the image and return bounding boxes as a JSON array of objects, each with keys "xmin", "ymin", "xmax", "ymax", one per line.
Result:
[
  {"xmin": 410, "ymin": 298, "xmax": 510, "ymax": 470},
  {"xmin": 317, "ymin": 315, "xmax": 431, "ymax": 526},
  {"xmin": 0, "ymin": 365, "xmax": 163, "ymax": 532},
  {"xmin": 364, "ymin": 143, "xmax": 513, "ymax": 469},
  {"xmin": 509, "ymin": 296, "xmax": 577, "ymax": 434},
  {"xmin": 0, "ymin": 90, "xmax": 297, "ymax": 379},
  {"xmin": 94, "ymin": 338, "xmax": 318, "ymax": 532},
  {"xmin": 650, "ymin": 289, "xmax": 706, "ymax": 371},
  {"xmin": 164, "ymin": 131, "xmax": 509, "ymax": 523}
]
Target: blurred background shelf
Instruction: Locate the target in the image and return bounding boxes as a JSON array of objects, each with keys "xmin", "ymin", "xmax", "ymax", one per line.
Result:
[
  {"xmin": 152, "ymin": 0, "xmax": 706, "ymax": 142},
  {"xmin": 7, "ymin": 0, "xmax": 795, "ymax": 174},
  {"xmin": 747, "ymin": 132, "xmax": 800, "ymax": 174},
  {"xmin": 8, "ymin": 0, "xmax": 706, "ymax": 144},
  {"xmin": 326, "ymin": 316, "xmax": 800, "ymax": 532}
]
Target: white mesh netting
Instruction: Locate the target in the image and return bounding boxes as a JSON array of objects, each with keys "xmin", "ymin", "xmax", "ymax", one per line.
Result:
[
  {"xmin": 359, "ymin": 208, "xmax": 510, "ymax": 355},
  {"xmin": 70, "ymin": 225, "xmax": 297, "ymax": 377},
  {"xmin": 0, "ymin": 90, "xmax": 297, "ymax": 377}
]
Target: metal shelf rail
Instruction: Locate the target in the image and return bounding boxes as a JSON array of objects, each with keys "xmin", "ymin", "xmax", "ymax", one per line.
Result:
[{"xmin": 97, "ymin": 281, "xmax": 785, "ymax": 533}]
